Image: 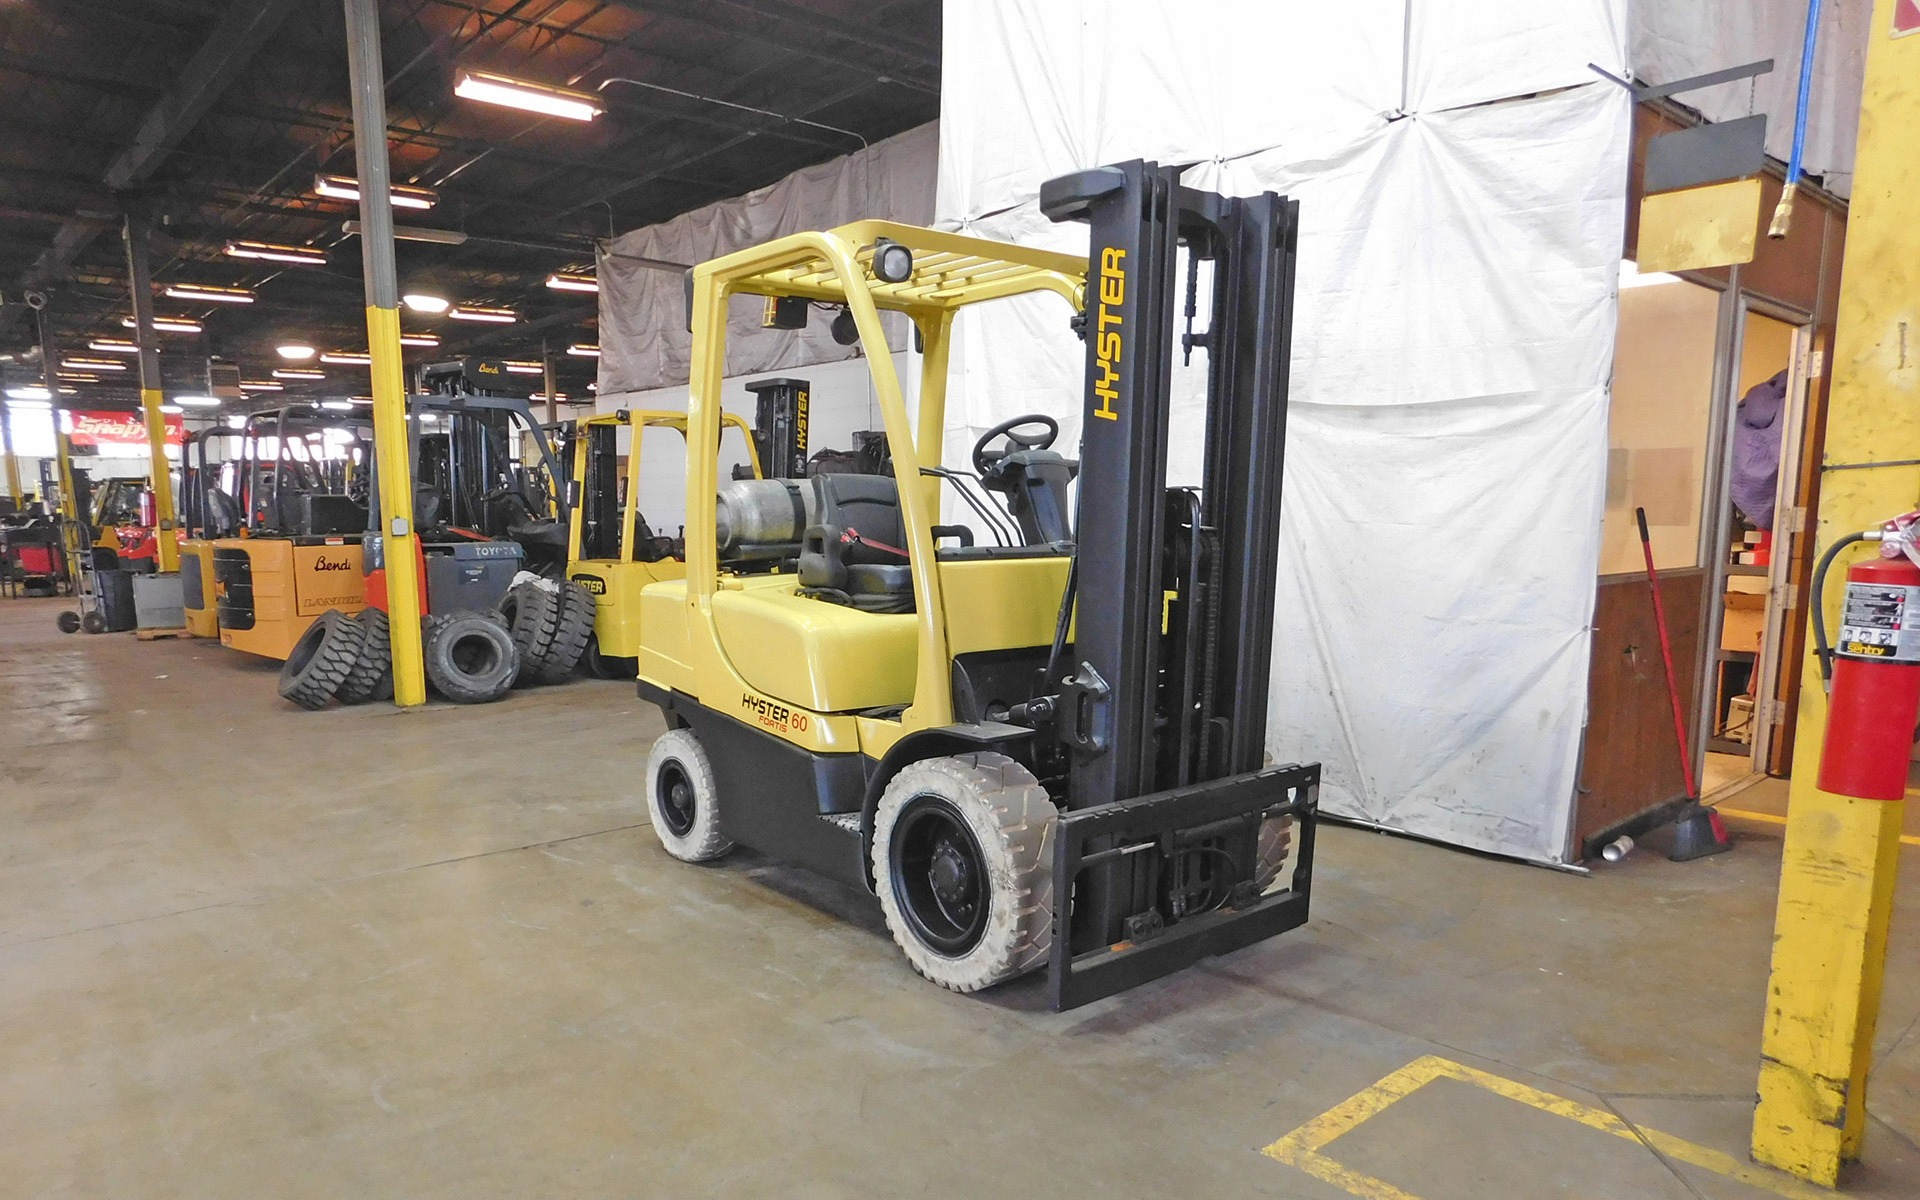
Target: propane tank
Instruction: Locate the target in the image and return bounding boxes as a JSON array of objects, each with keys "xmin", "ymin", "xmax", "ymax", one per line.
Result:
[
  {"xmin": 714, "ymin": 479, "xmax": 816, "ymax": 554},
  {"xmin": 1818, "ymin": 550, "xmax": 1920, "ymax": 800}
]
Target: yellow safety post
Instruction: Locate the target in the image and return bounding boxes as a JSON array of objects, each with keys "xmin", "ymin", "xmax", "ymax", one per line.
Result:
[
  {"xmin": 1752, "ymin": 0, "xmax": 1920, "ymax": 1184},
  {"xmin": 342, "ymin": 0, "xmax": 424, "ymax": 707},
  {"xmin": 122, "ymin": 216, "xmax": 181, "ymax": 574}
]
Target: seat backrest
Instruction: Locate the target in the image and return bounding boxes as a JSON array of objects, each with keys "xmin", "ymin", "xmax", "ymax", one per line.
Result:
[{"xmin": 811, "ymin": 473, "xmax": 903, "ymax": 564}]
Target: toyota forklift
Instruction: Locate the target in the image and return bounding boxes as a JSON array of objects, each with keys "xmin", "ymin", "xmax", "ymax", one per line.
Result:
[{"xmin": 636, "ymin": 160, "xmax": 1320, "ymax": 1009}]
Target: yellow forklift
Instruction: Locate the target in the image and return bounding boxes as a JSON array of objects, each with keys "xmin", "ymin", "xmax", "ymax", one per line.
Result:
[
  {"xmin": 178, "ymin": 427, "xmax": 244, "ymax": 637},
  {"xmin": 563, "ymin": 406, "xmax": 761, "ymax": 678},
  {"xmin": 212, "ymin": 406, "xmax": 372, "ymax": 659},
  {"xmin": 635, "ymin": 161, "xmax": 1320, "ymax": 1009}
]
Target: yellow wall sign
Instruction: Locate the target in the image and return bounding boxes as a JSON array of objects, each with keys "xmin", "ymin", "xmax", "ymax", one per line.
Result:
[{"xmin": 1636, "ymin": 176, "xmax": 1762, "ymax": 274}]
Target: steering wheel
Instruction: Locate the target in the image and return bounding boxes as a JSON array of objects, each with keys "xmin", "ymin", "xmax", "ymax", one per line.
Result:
[{"xmin": 971, "ymin": 414, "xmax": 1059, "ymax": 477}]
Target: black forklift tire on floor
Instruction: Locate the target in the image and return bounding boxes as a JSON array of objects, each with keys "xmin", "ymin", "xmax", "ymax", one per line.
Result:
[
  {"xmin": 497, "ymin": 582, "xmax": 561, "ymax": 687},
  {"xmin": 534, "ymin": 580, "xmax": 595, "ymax": 684},
  {"xmin": 1251, "ymin": 815, "xmax": 1295, "ymax": 894},
  {"xmin": 422, "ymin": 611, "xmax": 520, "ymax": 703},
  {"xmin": 57, "ymin": 610, "xmax": 80, "ymax": 634},
  {"xmin": 582, "ymin": 633, "xmax": 638, "ymax": 680},
  {"xmin": 278, "ymin": 610, "xmax": 369, "ymax": 711},
  {"xmin": 871, "ymin": 752, "xmax": 1057, "ymax": 994},
  {"xmin": 644, "ymin": 728, "xmax": 733, "ymax": 862},
  {"xmin": 336, "ymin": 609, "xmax": 393, "ymax": 705}
]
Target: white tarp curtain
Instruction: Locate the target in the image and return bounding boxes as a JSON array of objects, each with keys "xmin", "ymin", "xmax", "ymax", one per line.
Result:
[
  {"xmin": 940, "ymin": 1, "xmax": 1632, "ymax": 863},
  {"xmin": 1630, "ymin": 0, "xmax": 1871, "ymax": 197},
  {"xmin": 596, "ymin": 121, "xmax": 939, "ymax": 397}
]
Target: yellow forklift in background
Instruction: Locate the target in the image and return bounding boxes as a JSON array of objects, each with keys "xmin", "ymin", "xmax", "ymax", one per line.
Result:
[
  {"xmin": 212, "ymin": 406, "xmax": 372, "ymax": 659},
  {"xmin": 178, "ymin": 427, "xmax": 244, "ymax": 637},
  {"xmin": 633, "ymin": 162, "xmax": 1320, "ymax": 1010},
  {"xmin": 564, "ymin": 407, "xmax": 761, "ymax": 678}
]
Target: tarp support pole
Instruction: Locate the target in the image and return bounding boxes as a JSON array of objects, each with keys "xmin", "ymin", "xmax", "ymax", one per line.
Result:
[
  {"xmin": 1752, "ymin": 0, "xmax": 1918, "ymax": 1183},
  {"xmin": 343, "ymin": 0, "xmax": 425, "ymax": 708}
]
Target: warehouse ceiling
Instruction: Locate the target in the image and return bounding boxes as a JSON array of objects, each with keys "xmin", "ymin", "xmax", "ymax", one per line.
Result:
[{"xmin": 0, "ymin": 0, "xmax": 940, "ymax": 410}]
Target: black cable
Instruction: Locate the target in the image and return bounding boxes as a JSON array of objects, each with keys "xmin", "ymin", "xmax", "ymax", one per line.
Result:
[
  {"xmin": 921, "ymin": 467, "xmax": 1017, "ymax": 547},
  {"xmin": 1811, "ymin": 530, "xmax": 1871, "ymax": 689}
]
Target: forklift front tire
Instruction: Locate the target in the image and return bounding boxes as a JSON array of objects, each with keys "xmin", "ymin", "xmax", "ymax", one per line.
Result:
[
  {"xmin": 871, "ymin": 753, "xmax": 1057, "ymax": 994},
  {"xmin": 644, "ymin": 729, "xmax": 733, "ymax": 862}
]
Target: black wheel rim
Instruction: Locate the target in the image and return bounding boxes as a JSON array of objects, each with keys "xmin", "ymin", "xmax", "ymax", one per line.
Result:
[
  {"xmin": 890, "ymin": 794, "xmax": 990, "ymax": 956},
  {"xmin": 656, "ymin": 759, "xmax": 697, "ymax": 838}
]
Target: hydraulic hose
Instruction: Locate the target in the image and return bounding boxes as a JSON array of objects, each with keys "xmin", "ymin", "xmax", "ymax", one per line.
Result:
[
  {"xmin": 1769, "ymin": 0, "xmax": 1824, "ymax": 239},
  {"xmin": 1811, "ymin": 528, "xmax": 1874, "ymax": 689}
]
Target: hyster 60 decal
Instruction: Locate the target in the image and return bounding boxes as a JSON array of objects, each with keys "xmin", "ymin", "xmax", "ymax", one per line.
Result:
[
  {"xmin": 1092, "ymin": 246, "xmax": 1126, "ymax": 421},
  {"xmin": 741, "ymin": 691, "xmax": 810, "ymax": 735}
]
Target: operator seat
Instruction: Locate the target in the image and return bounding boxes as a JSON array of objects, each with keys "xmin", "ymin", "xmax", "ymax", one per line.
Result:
[{"xmin": 798, "ymin": 474, "xmax": 914, "ymax": 613}]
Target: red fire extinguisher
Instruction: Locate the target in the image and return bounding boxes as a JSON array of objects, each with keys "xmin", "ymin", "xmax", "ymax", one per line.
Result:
[
  {"xmin": 138, "ymin": 487, "xmax": 157, "ymax": 528},
  {"xmin": 1815, "ymin": 516, "xmax": 1920, "ymax": 801}
]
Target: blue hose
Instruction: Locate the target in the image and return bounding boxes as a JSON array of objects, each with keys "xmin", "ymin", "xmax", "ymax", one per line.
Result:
[{"xmin": 1770, "ymin": 0, "xmax": 1824, "ymax": 237}]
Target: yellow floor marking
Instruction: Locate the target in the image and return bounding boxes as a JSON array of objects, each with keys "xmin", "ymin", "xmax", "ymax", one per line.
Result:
[
  {"xmin": 1720, "ymin": 806, "xmax": 1920, "ymax": 848},
  {"xmin": 1262, "ymin": 1055, "xmax": 1830, "ymax": 1200}
]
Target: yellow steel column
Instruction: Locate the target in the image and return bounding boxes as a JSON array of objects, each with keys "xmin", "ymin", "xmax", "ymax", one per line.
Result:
[
  {"xmin": 122, "ymin": 216, "xmax": 181, "ymax": 573},
  {"xmin": 1752, "ymin": 1, "xmax": 1920, "ymax": 1183},
  {"xmin": 343, "ymin": 0, "xmax": 424, "ymax": 707},
  {"xmin": 0, "ymin": 401, "xmax": 21, "ymax": 507}
]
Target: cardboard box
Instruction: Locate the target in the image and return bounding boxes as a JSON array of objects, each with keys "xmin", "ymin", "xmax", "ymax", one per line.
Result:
[{"xmin": 1721, "ymin": 590, "xmax": 1766, "ymax": 653}]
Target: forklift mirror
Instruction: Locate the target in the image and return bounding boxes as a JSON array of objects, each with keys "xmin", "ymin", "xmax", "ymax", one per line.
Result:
[{"xmin": 830, "ymin": 308, "xmax": 859, "ymax": 346}]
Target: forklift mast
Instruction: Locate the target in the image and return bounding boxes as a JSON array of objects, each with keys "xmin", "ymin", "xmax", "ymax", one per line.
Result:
[{"xmin": 1038, "ymin": 159, "xmax": 1314, "ymax": 1008}]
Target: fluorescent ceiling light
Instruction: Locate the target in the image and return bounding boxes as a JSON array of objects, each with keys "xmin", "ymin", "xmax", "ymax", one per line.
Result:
[
  {"xmin": 240, "ymin": 380, "xmax": 284, "ymax": 392},
  {"xmin": 448, "ymin": 305, "xmax": 517, "ymax": 324},
  {"xmin": 1618, "ymin": 259, "xmax": 1682, "ymax": 290},
  {"xmin": 57, "ymin": 373, "xmax": 101, "ymax": 383},
  {"xmin": 345, "ymin": 221, "xmax": 468, "ymax": 246},
  {"xmin": 319, "ymin": 351, "xmax": 373, "ymax": 365},
  {"xmin": 225, "ymin": 239, "xmax": 327, "ymax": 266},
  {"xmin": 502, "ymin": 360, "xmax": 544, "ymax": 375},
  {"xmin": 6, "ymin": 386, "xmax": 52, "ymax": 401},
  {"xmin": 272, "ymin": 369, "xmax": 326, "ymax": 381},
  {"xmin": 62, "ymin": 357, "xmax": 127, "ymax": 371},
  {"xmin": 277, "ymin": 343, "xmax": 317, "ymax": 361},
  {"xmin": 172, "ymin": 395, "xmax": 222, "ymax": 407},
  {"xmin": 566, "ymin": 342, "xmax": 600, "ymax": 357},
  {"xmin": 531, "ymin": 392, "xmax": 568, "ymax": 401},
  {"xmin": 313, "ymin": 174, "xmax": 437, "ymax": 210},
  {"xmin": 399, "ymin": 333, "xmax": 440, "ymax": 347},
  {"xmin": 164, "ymin": 283, "xmax": 255, "ymax": 304},
  {"xmin": 319, "ymin": 400, "xmax": 354, "ymax": 412},
  {"xmin": 402, "ymin": 292, "xmax": 451, "ymax": 314},
  {"xmin": 454, "ymin": 70, "xmax": 603, "ymax": 122},
  {"xmin": 546, "ymin": 272, "xmax": 598, "ymax": 293},
  {"xmin": 87, "ymin": 337, "xmax": 138, "ymax": 354},
  {"xmin": 121, "ymin": 315, "xmax": 204, "ymax": 334},
  {"xmin": 159, "ymin": 404, "xmax": 184, "ymax": 414}
]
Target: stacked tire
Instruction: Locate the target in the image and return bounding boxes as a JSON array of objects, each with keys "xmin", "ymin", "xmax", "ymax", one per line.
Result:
[
  {"xmin": 277, "ymin": 610, "xmax": 371, "ymax": 710},
  {"xmin": 495, "ymin": 579, "xmax": 596, "ymax": 685}
]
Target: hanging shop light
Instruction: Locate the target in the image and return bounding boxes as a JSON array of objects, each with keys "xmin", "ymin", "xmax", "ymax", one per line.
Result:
[
  {"xmin": 224, "ymin": 240, "xmax": 327, "ymax": 266},
  {"xmin": 240, "ymin": 380, "xmax": 285, "ymax": 392},
  {"xmin": 86, "ymin": 337, "xmax": 138, "ymax": 354},
  {"xmin": 318, "ymin": 351, "xmax": 373, "ymax": 366},
  {"xmin": 163, "ymin": 283, "xmax": 256, "ymax": 304},
  {"xmin": 398, "ymin": 332, "xmax": 440, "ymax": 347},
  {"xmin": 276, "ymin": 343, "xmax": 317, "ymax": 361},
  {"xmin": 501, "ymin": 360, "xmax": 544, "ymax": 375},
  {"xmin": 121, "ymin": 315, "xmax": 204, "ymax": 334},
  {"xmin": 566, "ymin": 342, "xmax": 600, "ymax": 357},
  {"xmin": 546, "ymin": 272, "xmax": 598, "ymax": 293},
  {"xmin": 172, "ymin": 395, "xmax": 222, "ymax": 408},
  {"xmin": 454, "ymin": 70, "xmax": 604, "ymax": 122},
  {"xmin": 402, "ymin": 292, "xmax": 451, "ymax": 314},
  {"xmin": 62, "ymin": 357, "xmax": 128, "ymax": 372},
  {"xmin": 312, "ymin": 174, "xmax": 438, "ymax": 211},
  {"xmin": 271, "ymin": 369, "xmax": 326, "ymax": 381},
  {"xmin": 447, "ymin": 305, "xmax": 517, "ymax": 324}
]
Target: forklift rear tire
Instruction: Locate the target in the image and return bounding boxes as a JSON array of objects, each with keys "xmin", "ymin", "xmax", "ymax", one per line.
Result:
[
  {"xmin": 422, "ymin": 611, "xmax": 520, "ymax": 704},
  {"xmin": 871, "ymin": 753, "xmax": 1057, "ymax": 993},
  {"xmin": 278, "ymin": 610, "xmax": 370, "ymax": 711},
  {"xmin": 644, "ymin": 729, "xmax": 733, "ymax": 862},
  {"xmin": 582, "ymin": 634, "xmax": 637, "ymax": 680},
  {"xmin": 336, "ymin": 609, "xmax": 394, "ymax": 705},
  {"xmin": 534, "ymin": 580, "xmax": 596, "ymax": 685}
]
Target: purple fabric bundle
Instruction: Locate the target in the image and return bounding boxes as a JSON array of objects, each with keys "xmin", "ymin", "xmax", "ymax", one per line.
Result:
[{"xmin": 1731, "ymin": 370, "xmax": 1788, "ymax": 529}]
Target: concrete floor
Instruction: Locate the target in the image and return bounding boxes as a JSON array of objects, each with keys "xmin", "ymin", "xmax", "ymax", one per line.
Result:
[{"xmin": 3, "ymin": 594, "xmax": 1919, "ymax": 1199}]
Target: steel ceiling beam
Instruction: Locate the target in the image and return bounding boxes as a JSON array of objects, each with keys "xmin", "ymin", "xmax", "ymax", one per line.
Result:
[{"xmin": 22, "ymin": 0, "xmax": 303, "ymax": 288}]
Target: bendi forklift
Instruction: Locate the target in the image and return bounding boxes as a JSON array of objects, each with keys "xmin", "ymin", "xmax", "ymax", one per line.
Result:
[
  {"xmin": 635, "ymin": 160, "xmax": 1319, "ymax": 1009},
  {"xmin": 178, "ymin": 427, "xmax": 244, "ymax": 637}
]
